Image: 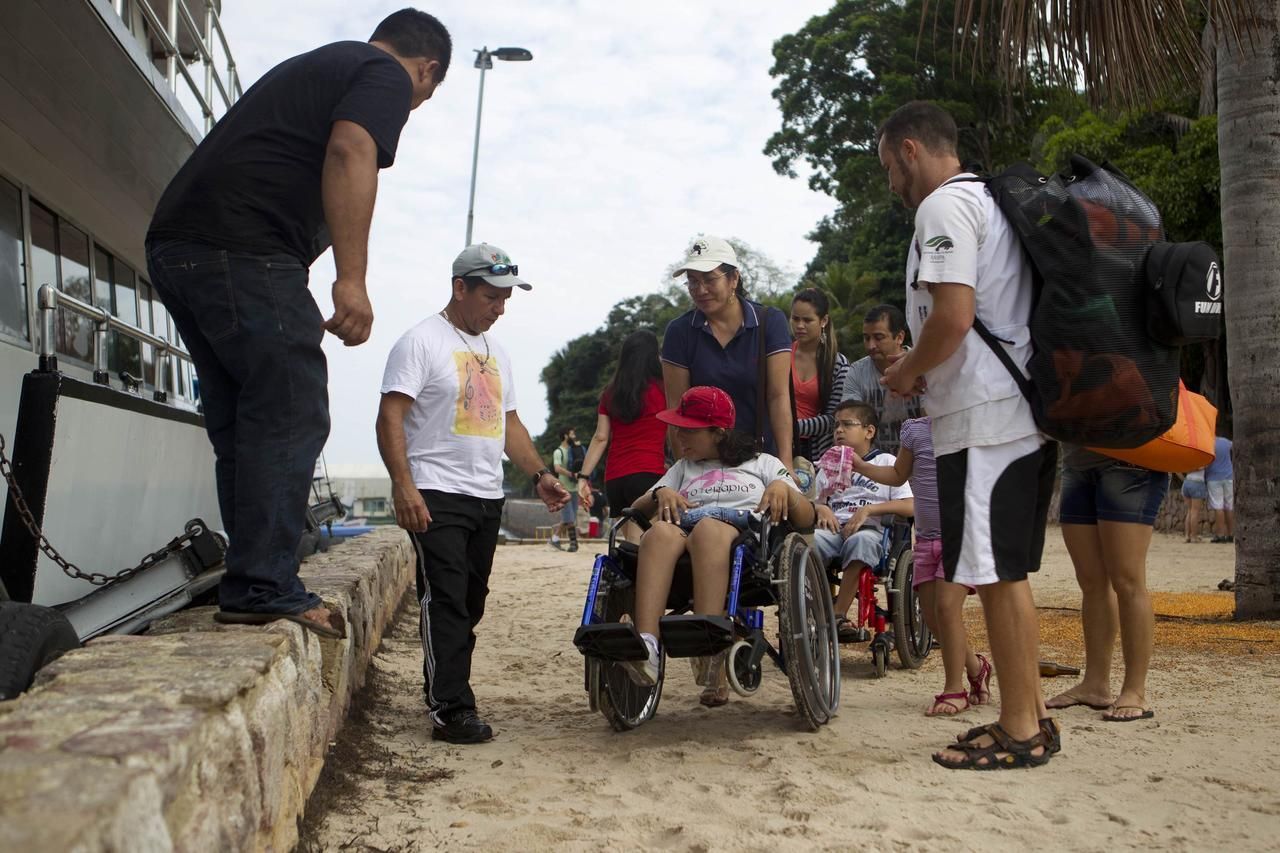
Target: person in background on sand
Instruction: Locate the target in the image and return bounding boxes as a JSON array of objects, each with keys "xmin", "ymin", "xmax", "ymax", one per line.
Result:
[
  {"xmin": 849, "ymin": 413, "xmax": 991, "ymax": 717},
  {"xmin": 877, "ymin": 101, "xmax": 1058, "ymax": 769},
  {"xmin": 577, "ymin": 330, "xmax": 668, "ymax": 534},
  {"xmin": 661, "ymin": 235, "xmax": 794, "ymax": 471},
  {"xmin": 552, "ymin": 428, "xmax": 581, "ymax": 552},
  {"xmin": 376, "ymin": 243, "xmax": 570, "ymax": 744},
  {"xmin": 1205, "ymin": 435, "xmax": 1234, "ymax": 544},
  {"xmin": 789, "ymin": 288, "xmax": 850, "ymax": 463},
  {"xmin": 624, "ymin": 386, "xmax": 814, "ymax": 708},
  {"xmin": 839, "ymin": 304, "xmax": 923, "ymax": 455},
  {"xmin": 146, "ymin": 10, "xmax": 453, "ymax": 639},
  {"xmin": 1046, "ymin": 448, "xmax": 1168, "ymax": 723},
  {"xmin": 1181, "ymin": 466, "xmax": 1207, "ymax": 543}
]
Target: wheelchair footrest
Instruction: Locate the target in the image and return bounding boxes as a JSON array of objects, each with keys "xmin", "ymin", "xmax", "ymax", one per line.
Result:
[
  {"xmin": 574, "ymin": 622, "xmax": 650, "ymax": 661},
  {"xmin": 658, "ymin": 614, "xmax": 735, "ymax": 658}
]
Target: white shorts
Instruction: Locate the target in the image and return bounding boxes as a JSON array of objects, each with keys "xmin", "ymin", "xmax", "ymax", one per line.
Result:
[
  {"xmin": 936, "ymin": 434, "xmax": 1057, "ymax": 587},
  {"xmin": 1207, "ymin": 479, "xmax": 1234, "ymax": 511}
]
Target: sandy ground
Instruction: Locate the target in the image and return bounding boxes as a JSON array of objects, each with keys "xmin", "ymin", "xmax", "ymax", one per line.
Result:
[{"xmin": 298, "ymin": 531, "xmax": 1279, "ymax": 852}]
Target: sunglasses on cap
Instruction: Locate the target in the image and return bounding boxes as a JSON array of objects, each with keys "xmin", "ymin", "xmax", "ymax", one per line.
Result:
[{"xmin": 465, "ymin": 263, "xmax": 519, "ymax": 277}]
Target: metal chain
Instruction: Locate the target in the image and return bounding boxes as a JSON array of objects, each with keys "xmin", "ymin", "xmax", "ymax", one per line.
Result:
[{"xmin": 0, "ymin": 433, "xmax": 199, "ymax": 587}]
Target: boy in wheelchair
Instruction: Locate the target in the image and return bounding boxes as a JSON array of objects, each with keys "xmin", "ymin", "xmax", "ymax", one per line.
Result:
[
  {"xmin": 812, "ymin": 400, "xmax": 914, "ymax": 642},
  {"xmin": 624, "ymin": 386, "xmax": 815, "ymax": 704}
]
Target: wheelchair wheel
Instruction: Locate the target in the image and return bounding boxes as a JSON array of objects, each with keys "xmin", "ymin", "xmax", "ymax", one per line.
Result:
[
  {"xmin": 593, "ymin": 579, "xmax": 664, "ymax": 731},
  {"xmin": 727, "ymin": 640, "xmax": 761, "ymax": 697},
  {"xmin": 890, "ymin": 546, "xmax": 933, "ymax": 669},
  {"xmin": 776, "ymin": 533, "xmax": 840, "ymax": 730},
  {"xmin": 871, "ymin": 642, "xmax": 888, "ymax": 678}
]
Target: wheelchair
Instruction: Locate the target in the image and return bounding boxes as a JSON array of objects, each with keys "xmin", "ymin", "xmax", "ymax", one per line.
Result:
[
  {"xmin": 572, "ymin": 509, "xmax": 840, "ymax": 732},
  {"xmin": 824, "ymin": 517, "xmax": 933, "ymax": 678}
]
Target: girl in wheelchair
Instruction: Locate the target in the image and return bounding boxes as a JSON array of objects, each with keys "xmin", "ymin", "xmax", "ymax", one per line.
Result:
[{"xmin": 624, "ymin": 386, "xmax": 815, "ymax": 705}]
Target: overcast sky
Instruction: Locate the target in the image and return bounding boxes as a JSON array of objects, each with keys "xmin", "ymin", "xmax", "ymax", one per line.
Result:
[{"xmin": 217, "ymin": 1, "xmax": 835, "ymax": 465}]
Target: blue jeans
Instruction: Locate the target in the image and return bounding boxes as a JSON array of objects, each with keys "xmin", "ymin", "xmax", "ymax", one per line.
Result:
[{"xmin": 146, "ymin": 238, "xmax": 329, "ymax": 614}]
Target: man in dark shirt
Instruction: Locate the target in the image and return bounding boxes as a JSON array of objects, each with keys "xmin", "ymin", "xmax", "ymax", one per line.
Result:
[{"xmin": 145, "ymin": 9, "xmax": 451, "ymax": 637}]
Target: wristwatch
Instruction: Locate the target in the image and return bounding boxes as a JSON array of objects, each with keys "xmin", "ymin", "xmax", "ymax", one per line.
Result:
[{"xmin": 532, "ymin": 468, "xmax": 553, "ymax": 487}]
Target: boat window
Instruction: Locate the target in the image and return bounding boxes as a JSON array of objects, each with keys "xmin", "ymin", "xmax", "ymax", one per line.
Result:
[
  {"xmin": 94, "ymin": 245, "xmax": 142, "ymax": 377},
  {"xmin": 139, "ymin": 280, "xmax": 155, "ymax": 387},
  {"xmin": 0, "ymin": 179, "xmax": 27, "ymax": 342},
  {"xmin": 29, "ymin": 203, "xmax": 58, "ymax": 331},
  {"xmin": 56, "ymin": 219, "xmax": 92, "ymax": 363}
]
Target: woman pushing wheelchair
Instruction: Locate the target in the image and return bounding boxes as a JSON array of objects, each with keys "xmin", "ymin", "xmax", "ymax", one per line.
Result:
[{"xmin": 623, "ymin": 386, "xmax": 815, "ymax": 705}]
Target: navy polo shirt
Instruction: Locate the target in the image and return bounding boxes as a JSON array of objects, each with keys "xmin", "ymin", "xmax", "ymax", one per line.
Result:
[{"xmin": 661, "ymin": 298, "xmax": 792, "ymax": 452}]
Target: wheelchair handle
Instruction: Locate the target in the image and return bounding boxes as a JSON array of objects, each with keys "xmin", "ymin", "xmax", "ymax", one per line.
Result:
[{"xmin": 618, "ymin": 507, "xmax": 652, "ymax": 532}]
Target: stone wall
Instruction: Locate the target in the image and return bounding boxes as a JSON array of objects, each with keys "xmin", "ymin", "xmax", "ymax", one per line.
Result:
[{"xmin": 0, "ymin": 527, "xmax": 413, "ymax": 852}]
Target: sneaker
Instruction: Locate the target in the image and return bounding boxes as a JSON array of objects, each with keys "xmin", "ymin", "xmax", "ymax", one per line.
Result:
[
  {"xmin": 550, "ymin": 537, "xmax": 563, "ymax": 550},
  {"xmin": 432, "ymin": 710, "xmax": 494, "ymax": 744},
  {"xmin": 624, "ymin": 638, "xmax": 660, "ymax": 686}
]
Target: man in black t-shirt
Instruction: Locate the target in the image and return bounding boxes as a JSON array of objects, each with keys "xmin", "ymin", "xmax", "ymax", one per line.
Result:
[{"xmin": 146, "ymin": 9, "xmax": 451, "ymax": 640}]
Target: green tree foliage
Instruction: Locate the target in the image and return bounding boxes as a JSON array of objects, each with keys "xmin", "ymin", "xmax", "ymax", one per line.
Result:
[{"xmin": 766, "ymin": 0, "xmax": 1083, "ymax": 352}]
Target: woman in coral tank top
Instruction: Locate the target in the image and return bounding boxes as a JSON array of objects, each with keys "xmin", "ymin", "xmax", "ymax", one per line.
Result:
[{"xmin": 576, "ymin": 330, "xmax": 668, "ymax": 521}]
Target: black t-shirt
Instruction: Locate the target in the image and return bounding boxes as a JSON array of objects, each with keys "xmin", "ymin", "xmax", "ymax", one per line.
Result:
[{"xmin": 149, "ymin": 41, "xmax": 412, "ymax": 265}]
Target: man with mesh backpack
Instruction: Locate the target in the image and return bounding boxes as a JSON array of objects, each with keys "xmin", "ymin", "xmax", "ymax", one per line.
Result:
[{"xmin": 876, "ymin": 101, "xmax": 1059, "ymax": 770}]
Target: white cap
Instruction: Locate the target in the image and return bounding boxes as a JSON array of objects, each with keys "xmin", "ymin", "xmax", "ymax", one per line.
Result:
[{"xmin": 672, "ymin": 234, "xmax": 738, "ymax": 277}]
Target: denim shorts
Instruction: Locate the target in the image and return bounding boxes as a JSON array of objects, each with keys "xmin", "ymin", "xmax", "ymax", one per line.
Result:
[
  {"xmin": 1181, "ymin": 478, "xmax": 1207, "ymax": 501},
  {"xmin": 1060, "ymin": 459, "xmax": 1169, "ymax": 526},
  {"xmin": 678, "ymin": 506, "xmax": 752, "ymax": 533}
]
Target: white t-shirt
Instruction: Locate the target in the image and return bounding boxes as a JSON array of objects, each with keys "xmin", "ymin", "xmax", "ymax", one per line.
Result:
[
  {"xmin": 907, "ymin": 174, "xmax": 1040, "ymax": 456},
  {"xmin": 380, "ymin": 314, "xmax": 517, "ymax": 499},
  {"xmin": 817, "ymin": 451, "xmax": 913, "ymax": 530},
  {"xmin": 653, "ymin": 453, "xmax": 797, "ymax": 512}
]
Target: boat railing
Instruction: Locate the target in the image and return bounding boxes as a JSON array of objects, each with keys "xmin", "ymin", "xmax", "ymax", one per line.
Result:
[
  {"xmin": 118, "ymin": 0, "xmax": 243, "ymax": 134},
  {"xmin": 37, "ymin": 284, "xmax": 194, "ymax": 405}
]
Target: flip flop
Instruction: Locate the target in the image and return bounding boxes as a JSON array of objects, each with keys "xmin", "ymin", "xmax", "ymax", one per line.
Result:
[
  {"xmin": 214, "ymin": 608, "xmax": 347, "ymax": 639},
  {"xmin": 1102, "ymin": 706, "xmax": 1155, "ymax": 722},
  {"xmin": 1046, "ymin": 693, "xmax": 1112, "ymax": 711}
]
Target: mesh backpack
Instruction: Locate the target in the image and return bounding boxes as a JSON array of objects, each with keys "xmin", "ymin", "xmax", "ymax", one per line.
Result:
[{"xmin": 964, "ymin": 155, "xmax": 1221, "ymax": 448}]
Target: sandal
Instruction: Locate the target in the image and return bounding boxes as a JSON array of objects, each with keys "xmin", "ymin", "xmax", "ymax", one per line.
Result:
[
  {"xmin": 214, "ymin": 606, "xmax": 347, "ymax": 639},
  {"xmin": 933, "ymin": 722, "xmax": 1051, "ymax": 770},
  {"xmin": 926, "ymin": 691, "xmax": 970, "ymax": 717},
  {"xmin": 836, "ymin": 616, "xmax": 860, "ymax": 644},
  {"xmin": 966, "ymin": 653, "xmax": 992, "ymax": 705},
  {"xmin": 955, "ymin": 718, "xmax": 1061, "ymax": 755}
]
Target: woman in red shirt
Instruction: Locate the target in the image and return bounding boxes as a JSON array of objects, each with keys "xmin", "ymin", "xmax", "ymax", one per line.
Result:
[
  {"xmin": 577, "ymin": 330, "xmax": 668, "ymax": 516},
  {"xmin": 790, "ymin": 288, "xmax": 849, "ymax": 462}
]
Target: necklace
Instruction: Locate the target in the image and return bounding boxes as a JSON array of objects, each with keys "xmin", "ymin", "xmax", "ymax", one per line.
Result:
[{"xmin": 439, "ymin": 311, "xmax": 492, "ymax": 370}]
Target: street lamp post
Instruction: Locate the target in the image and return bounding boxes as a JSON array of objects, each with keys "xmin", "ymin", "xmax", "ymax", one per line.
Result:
[{"xmin": 465, "ymin": 45, "xmax": 533, "ymax": 247}]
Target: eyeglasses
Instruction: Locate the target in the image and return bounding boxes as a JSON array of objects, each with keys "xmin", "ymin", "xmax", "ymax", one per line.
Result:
[
  {"xmin": 685, "ymin": 273, "xmax": 726, "ymax": 292},
  {"xmin": 465, "ymin": 263, "xmax": 519, "ymax": 277},
  {"xmin": 835, "ymin": 420, "xmax": 868, "ymax": 429}
]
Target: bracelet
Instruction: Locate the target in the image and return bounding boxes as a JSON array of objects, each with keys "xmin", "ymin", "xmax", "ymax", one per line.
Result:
[
  {"xmin": 532, "ymin": 468, "xmax": 553, "ymax": 488},
  {"xmin": 650, "ymin": 485, "xmax": 667, "ymax": 501}
]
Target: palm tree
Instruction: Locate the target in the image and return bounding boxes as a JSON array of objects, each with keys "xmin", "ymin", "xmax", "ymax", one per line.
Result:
[{"xmin": 931, "ymin": 0, "xmax": 1278, "ymax": 618}]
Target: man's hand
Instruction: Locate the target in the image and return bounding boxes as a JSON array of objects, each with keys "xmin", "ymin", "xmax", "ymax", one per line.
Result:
[
  {"xmin": 815, "ymin": 503, "xmax": 839, "ymax": 533},
  {"xmin": 756, "ymin": 481, "xmax": 793, "ymax": 523},
  {"xmin": 881, "ymin": 352, "xmax": 925, "ymax": 398},
  {"xmin": 392, "ymin": 483, "xmax": 431, "ymax": 532},
  {"xmin": 536, "ymin": 473, "xmax": 572, "ymax": 512},
  {"xmin": 840, "ymin": 506, "xmax": 872, "ymax": 538},
  {"xmin": 324, "ymin": 277, "xmax": 374, "ymax": 345}
]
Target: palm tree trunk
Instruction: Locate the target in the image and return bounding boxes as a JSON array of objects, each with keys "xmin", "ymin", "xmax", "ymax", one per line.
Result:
[{"xmin": 1217, "ymin": 0, "xmax": 1280, "ymax": 618}]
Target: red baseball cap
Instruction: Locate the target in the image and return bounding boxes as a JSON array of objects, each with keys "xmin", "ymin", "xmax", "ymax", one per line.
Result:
[{"xmin": 657, "ymin": 386, "xmax": 736, "ymax": 430}]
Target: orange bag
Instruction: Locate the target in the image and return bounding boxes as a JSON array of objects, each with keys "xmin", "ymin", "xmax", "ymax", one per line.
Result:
[{"xmin": 1089, "ymin": 380, "xmax": 1217, "ymax": 473}]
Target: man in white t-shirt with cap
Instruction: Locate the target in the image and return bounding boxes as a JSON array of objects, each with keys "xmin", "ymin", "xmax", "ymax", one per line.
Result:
[
  {"xmin": 877, "ymin": 102, "xmax": 1058, "ymax": 770},
  {"xmin": 376, "ymin": 242, "xmax": 570, "ymax": 744}
]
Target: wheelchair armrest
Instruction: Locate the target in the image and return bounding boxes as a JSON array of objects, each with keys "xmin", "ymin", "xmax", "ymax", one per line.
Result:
[{"xmin": 619, "ymin": 507, "xmax": 652, "ymax": 532}]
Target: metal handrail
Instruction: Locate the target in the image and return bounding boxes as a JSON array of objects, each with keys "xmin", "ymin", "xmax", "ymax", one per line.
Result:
[
  {"xmin": 37, "ymin": 285, "xmax": 193, "ymax": 404},
  {"xmin": 119, "ymin": 0, "xmax": 243, "ymax": 134}
]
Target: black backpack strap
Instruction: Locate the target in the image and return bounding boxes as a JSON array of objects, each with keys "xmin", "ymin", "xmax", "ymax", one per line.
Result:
[
  {"xmin": 755, "ymin": 302, "xmax": 769, "ymax": 451},
  {"xmin": 971, "ymin": 317, "xmax": 1035, "ymax": 402}
]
